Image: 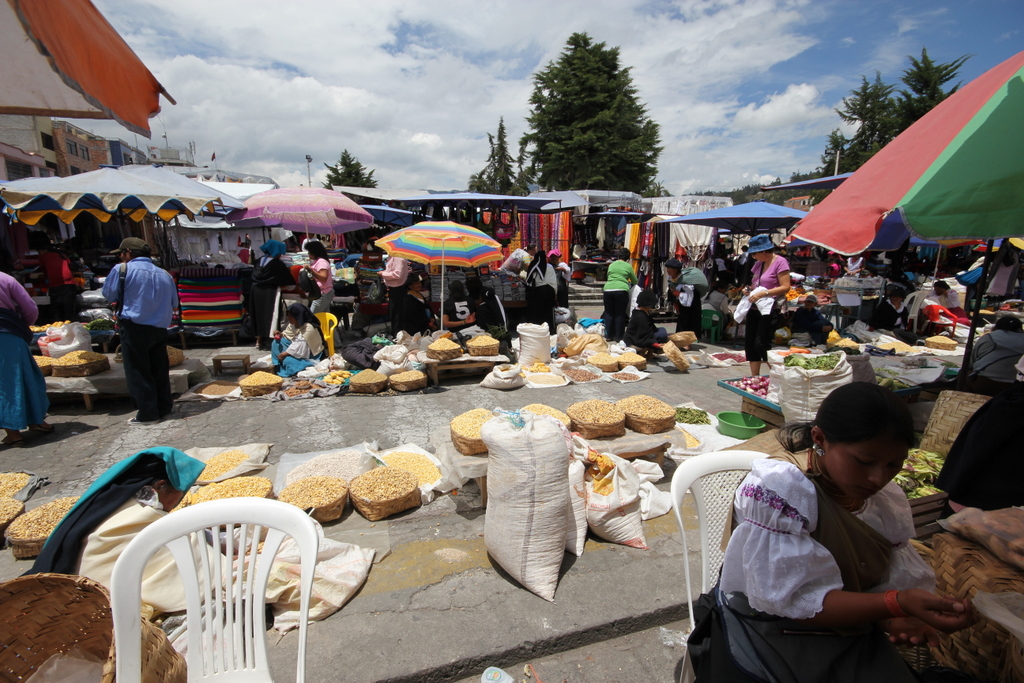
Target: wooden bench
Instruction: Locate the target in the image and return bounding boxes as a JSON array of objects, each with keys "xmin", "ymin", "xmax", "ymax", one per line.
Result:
[{"xmin": 212, "ymin": 354, "xmax": 251, "ymax": 374}]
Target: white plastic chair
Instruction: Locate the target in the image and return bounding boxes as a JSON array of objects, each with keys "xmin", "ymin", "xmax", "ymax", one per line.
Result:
[
  {"xmin": 111, "ymin": 498, "xmax": 320, "ymax": 682},
  {"xmin": 903, "ymin": 290, "xmax": 929, "ymax": 332}
]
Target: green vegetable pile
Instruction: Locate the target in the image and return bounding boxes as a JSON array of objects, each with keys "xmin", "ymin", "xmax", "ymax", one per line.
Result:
[
  {"xmin": 894, "ymin": 448, "xmax": 945, "ymax": 499},
  {"xmin": 84, "ymin": 318, "xmax": 115, "ymax": 331},
  {"xmin": 783, "ymin": 353, "xmax": 841, "ymax": 370},
  {"xmin": 675, "ymin": 407, "xmax": 710, "ymax": 425},
  {"xmin": 834, "ymin": 346, "xmax": 861, "ymax": 356}
]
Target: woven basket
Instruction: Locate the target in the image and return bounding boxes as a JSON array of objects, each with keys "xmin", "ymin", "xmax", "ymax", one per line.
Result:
[
  {"xmin": 51, "ymin": 357, "xmax": 110, "ymax": 377},
  {"xmin": 167, "ymin": 346, "xmax": 186, "ymax": 367},
  {"xmin": 349, "ymin": 475, "xmax": 420, "ymax": 522},
  {"xmin": 34, "ymin": 358, "xmax": 53, "ymax": 376},
  {"xmin": 467, "ymin": 336, "xmax": 500, "ymax": 357},
  {"xmin": 239, "ymin": 373, "xmax": 283, "ymax": 397},
  {"xmin": 919, "ymin": 390, "xmax": 990, "ymax": 455},
  {"xmin": 669, "ymin": 331, "xmax": 697, "ymax": 348},
  {"xmin": 451, "ymin": 427, "xmax": 487, "ymax": 455},
  {"xmin": 570, "ymin": 417, "xmax": 626, "ymax": 439},
  {"xmin": 278, "ymin": 480, "xmax": 349, "ymax": 523},
  {"xmin": 623, "ymin": 413, "xmax": 675, "ymax": 434},
  {"xmin": 1003, "ymin": 637, "xmax": 1024, "ymax": 683},
  {"xmin": 389, "ymin": 372, "xmax": 427, "ymax": 392},
  {"xmin": 0, "ymin": 573, "xmax": 186, "ymax": 683},
  {"xmin": 617, "ymin": 354, "xmax": 648, "ymax": 371},
  {"xmin": 588, "ymin": 354, "xmax": 620, "ymax": 373},
  {"xmin": 931, "ymin": 532, "xmax": 1024, "ymax": 681},
  {"xmin": 663, "ymin": 341, "xmax": 691, "ymax": 372},
  {"xmin": 6, "ymin": 497, "xmax": 79, "ymax": 559},
  {"xmin": 427, "ymin": 346, "xmax": 462, "ymax": 361},
  {"xmin": 350, "ymin": 377, "xmax": 389, "ymax": 394},
  {"xmin": 0, "ymin": 498, "xmax": 24, "ymax": 537}
]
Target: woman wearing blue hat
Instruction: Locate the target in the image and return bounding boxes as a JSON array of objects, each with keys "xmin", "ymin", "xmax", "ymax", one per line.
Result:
[{"xmin": 744, "ymin": 234, "xmax": 790, "ymax": 376}]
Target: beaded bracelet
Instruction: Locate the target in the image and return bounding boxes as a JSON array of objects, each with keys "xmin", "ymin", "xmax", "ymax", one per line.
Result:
[{"xmin": 884, "ymin": 590, "xmax": 908, "ymax": 618}]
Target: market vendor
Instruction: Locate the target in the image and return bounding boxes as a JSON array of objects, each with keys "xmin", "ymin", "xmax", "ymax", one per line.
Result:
[
  {"xmin": 442, "ymin": 280, "xmax": 477, "ymax": 332},
  {"xmin": 397, "ymin": 273, "xmax": 435, "ymax": 336},
  {"xmin": 928, "ymin": 281, "xmax": 971, "ymax": 326},
  {"xmin": 250, "ymin": 239, "xmax": 295, "ymax": 351},
  {"xmin": 525, "ymin": 249, "xmax": 558, "ymax": 333},
  {"xmin": 665, "ymin": 258, "xmax": 708, "ymax": 346},
  {"xmin": 272, "ymin": 303, "xmax": 326, "ymax": 377},
  {"xmin": 870, "ymin": 289, "xmax": 918, "ymax": 345},
  {"xmin": 965, "ymin": 316, "xmax": 1024, "ymax": 396},
  {"xmin": 792, "ymin": 294, "xmax": 834, "ymax": 346},
  {"xmin": 37, "ymin": 241, "xmax": 78, "ymax": 323},
  {"xmin": 467, "ymin": 279, "xmax": 506, "ymax": 332},
  {"xmin": 29, "ymin": 448, "xmax": 204, "ymax": 615},
  {"xmin": 687, "ymin": 383, "xmax": 977, "ymax": 681},
  {"xmin": 623, "ymin": 289, "xmax": 666, "ymax": 357},
  {"xmin": 744, "ymin": 234, "xmax": 790, "ymax": 376}
]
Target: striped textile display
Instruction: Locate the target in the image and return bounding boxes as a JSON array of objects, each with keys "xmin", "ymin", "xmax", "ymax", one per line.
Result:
[{"xmin": 178, "ymin": 275, "xmax": 243, "ymax": 328}]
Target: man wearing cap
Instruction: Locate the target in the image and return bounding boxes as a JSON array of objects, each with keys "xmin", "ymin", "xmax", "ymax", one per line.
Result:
[
  {"xmin": 792, "ymin": 294, "xmax": 833, "ymax": 346},
  {"xmin": 102, "ymin": 238, "xmax": 178, "ymax": 425},
  {"xmin": 664, "ymin": 258, "xmax": 708, "ymax": 346}
]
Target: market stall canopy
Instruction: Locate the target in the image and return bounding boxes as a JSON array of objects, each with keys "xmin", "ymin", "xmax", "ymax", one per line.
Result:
[
  {"xmin": 197, "ymin": 181, "xmax": 277, "ymax": 202},
  {"xmin": 227, "ymin": 187, "xmax": 373, "ymax": 234},
  {"xmin": 0, "ymin": 0, "xmax": 174, "ymax": 137},
  {"xmin": 0, "ymin": 164, "xmax": 244, "ymax": 225},
  {"xmin": 395, "ymin": 192, "xmax": 553, "ymax": 212},
  {"xmin": 760, "ymin": 173, "xmax": 853, "ymax": 192},
  {"xmin": 527, "ymin": 191, "xmax": 590, "ymax": 212},
  {"xmin": 659, "ymin": 201, "xmax": 807, "ymax": 233},
  {"xmin": 333, "ymin": 186, "xmax": 429, "ymax": 203},
  {"xmin": 792, "ymin": 50, "xmax": 1024, "ymax": 254},
  {"xmin": 588, "ymin": 210, "xmax": 654, "ymax": 223},
  {"xmin": 360, "ymin": 205, "xmax": 417, "ymax": 227}
]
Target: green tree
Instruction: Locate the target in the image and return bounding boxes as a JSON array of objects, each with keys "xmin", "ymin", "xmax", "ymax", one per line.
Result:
[
  {"xmin": 522, "ymin": 32, "xmax": 661, "ymax": 194},
  {"xmin": 836, "ymin": 72, "xmax": 898, "ymax": 170},
  {"xmin": 896, "ymin": 48, "xmax": 970, "ymax": 131},
  {"xmin": 322, "ymin": 150, "xmax": 377, "ymax": 189},
  {"xmin": 468, "ymin": 118, "xmax": 525, "ymax": 195}
]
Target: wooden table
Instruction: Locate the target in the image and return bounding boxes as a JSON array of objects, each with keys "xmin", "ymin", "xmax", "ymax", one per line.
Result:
[
  {"xmin": 212, "ymin": 354, "xmax": 252, "ymax": 374},
  {"xmin": 423, "ymin": 355, "xmax": 508, "ymax": 386}
]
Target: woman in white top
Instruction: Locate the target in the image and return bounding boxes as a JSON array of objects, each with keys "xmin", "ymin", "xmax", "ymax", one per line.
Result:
[
  {"xmin": 930, "ymin": 280, "xmax": 970, "ymax": 325},
  {"xmin": 687, "ymin": 383, "xmax": 977, "ymax": 682},
  {"xmin": 272, "ymin": 303, "xmax": 325, "ymax": 377},
  {"xmin": 845, "ymin": 253, "xmax": 865, "ymax": 276}
]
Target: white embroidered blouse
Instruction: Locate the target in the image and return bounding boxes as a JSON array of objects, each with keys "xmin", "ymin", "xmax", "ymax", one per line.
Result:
[{"xmin": 719, "ymin": 459, "xmax": 935, "ymax": 620}]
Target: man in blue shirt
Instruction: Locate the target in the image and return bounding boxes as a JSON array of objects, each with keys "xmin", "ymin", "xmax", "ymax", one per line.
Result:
[{"xmin": 102, "ymin": 238, "xmax": 178, "ymax": 425}]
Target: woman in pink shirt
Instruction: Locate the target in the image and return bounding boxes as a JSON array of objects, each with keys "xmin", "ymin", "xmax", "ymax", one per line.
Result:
[
  {"xmin": 745, "ymin": 234, "xmax": 791, "ymax": 376},
  {"xmin": 0, "ymin": 268, "xmax": 52, "ymax": 447},
  {"xmin": 304, "ymin": 241, "xmax": 335, "ymax": 315}
]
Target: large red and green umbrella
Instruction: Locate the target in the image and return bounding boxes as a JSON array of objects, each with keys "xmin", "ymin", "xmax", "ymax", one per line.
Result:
[{"xmin": 793, "ymin": 50, "xmax": 1024, "ymax": 254}]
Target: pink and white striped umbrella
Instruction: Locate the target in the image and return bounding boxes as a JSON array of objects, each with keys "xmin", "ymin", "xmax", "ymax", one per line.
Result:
[{"xmin": 227, "ymin": 187, "xmax": 373, "ymax": 234}]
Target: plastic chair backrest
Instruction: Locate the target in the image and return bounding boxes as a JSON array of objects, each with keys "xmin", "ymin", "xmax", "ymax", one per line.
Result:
[
  {"xmin": 111, "ymin": 498, "xmax": 319, "ymax": 683},
  {"xmin": 315, "ymin": 312, "xmax": 338, "ymax": 357},
  {"xmin": 700, "ymin": 309, "xmax": 722, "ymax": 328},
  {"xmin": 903, "ymin": 290, "xmax": 928, "ymax": 330},
  {"xmin": 670, "ymin": 450, "xmax": 763, "ymax": 633}
]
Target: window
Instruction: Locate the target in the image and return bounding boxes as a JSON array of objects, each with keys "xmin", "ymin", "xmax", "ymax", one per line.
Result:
[
  {"xmin": 41, "ymin": 133, "xmax": 54, "ymax": 151},
  {"xmin": 45, "ymin": 160, "xmax": 58, "ymax": 171},
  {"xmin": 80, "ymin": 147, "xmax": 90, "ymax": 161},
  {"xmin": 70, "ymin": 165, "xmax": 81, "ymax": 175},
  {"xmin": 66, "ymin": 141, "xmax": 78, "ymax": 156},
  {"xmin": 5, "ymin": 160, "xmax": 34, "ymax": 180}
]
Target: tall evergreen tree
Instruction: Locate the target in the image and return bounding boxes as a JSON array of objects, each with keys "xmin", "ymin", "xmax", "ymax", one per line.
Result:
[
  {"xmin": 895, "ymin": 48, "xmax": 970, "ymax": 131},
  {"xmin": 467, "ymin": 118, "xmax": 524, "ymax": 195},
  {"xmin": 522, "ymin": 32, "xmax": 661, "ymax": 194},
  {"xmin": 836, "ymin": 72, "xmax": 897, "ymax": 170},
  {"xmin": 322, "ymin": 150, "xmax": 377, "ymax": 189}
]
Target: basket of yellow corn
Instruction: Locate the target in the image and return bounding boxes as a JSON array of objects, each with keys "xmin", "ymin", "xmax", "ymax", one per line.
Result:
[
  {"xmin": 450, "ymin": 408, "xmax": 493, "ymax": 455},
  {"xmin": 521, "ymin": 404, "xmax": 571, "ymax": 428},
  {"xmin": 389, "ymin": 370, "xmax": 427, "ymax": 392},
  {"xmin": 566, "ymin": 400, "xmax": 626, "ymax": 439},
  {"xmin": 586, "ymin": 352, "xmax": 620, "ymax": 373},
  {"xmin": 668, "ymin": 331, "xmax": 697, "ymax": 349},
  {"xmin": 50, "ymin": 350, "xmax": 110, "ymax": 377},
  {"xmin": 349, "ymin": 369, "xmax": 389, "ymax": 394},
  {"xmin": 617, "ymin": 351, "xmax": 648, "ymax": 371},
  {"xmin": 0, "ymin": 497, "xmax": 24, "ymax": 537},
  {"xmin": 662, "ymin": 341, "xmax": 691, "ymax": 372},
  {"xmin": 925, "ymin": 335, "xmax": 958, "ymax": 351},
  {"xmin": 33, "ymin": 355, "xmax": 54, "ymax": 376},
  {"xmin": 466, "ymin": 334, "xmax": 499, "ymax": 357},
  {"xmin": 5, "ymin": 497, "xmax": 79, "ymax": 559},
  {"xmin": 238, "ymin": 371, "xmax": 283, "ymax": 397},
  {"xmin": 349, "ymin": 467, "xmax": 420, "ymax": 521},
  {"xmin": 426, "ymin": 336, "xmax": 463, "ymax": 360},
  {"xmin": 185, "ymin": 476, "xmax": 274, "ymax": 508},
  {"xmin": 616, "ymin": 395, "xmax": 676, "ymax": 434},
  {"xmin": 167, "ymin": 346, "xmax": 186, "ymax": 367},
  {"xmin": 277, "ymin": 476, "xmax": 349, "ymax": 522}
]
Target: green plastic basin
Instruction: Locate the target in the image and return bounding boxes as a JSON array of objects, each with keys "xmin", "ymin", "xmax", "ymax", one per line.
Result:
[{"xmin": 716, "ymin": 411, "xmax": 766, "ymax": 439}]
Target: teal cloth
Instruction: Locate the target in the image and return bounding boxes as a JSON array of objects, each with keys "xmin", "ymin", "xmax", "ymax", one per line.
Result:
[
  {"xmin": 70, "ymin": 448, "xmax": 205, "ymax": 516},
  {"xmin": 603, "ymin": 260, "xmax": 637, "ymax": 291},
  {"xmin": 0, "ymin": 331, "xmax": 50, "ymax": 430},
  {"xmin": 261, "ymin": 240, "xmax": 287, "ymax": 257}
]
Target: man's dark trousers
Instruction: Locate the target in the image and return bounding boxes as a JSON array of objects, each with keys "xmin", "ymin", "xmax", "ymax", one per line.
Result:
[{"xmin": 119, "ymin": 319, "xmax": 172, "ymax": 421}]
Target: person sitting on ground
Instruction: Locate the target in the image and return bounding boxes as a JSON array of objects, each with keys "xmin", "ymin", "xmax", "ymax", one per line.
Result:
[
  {"xmin": 398, "ymin": 273, "xmax": 435, "ymax": 336},
  {"xmin": 965, "ymin": 316, "xmax": 1024, "ymax": 396},
  {"xmin": 792, "ymin": 294, "xmax": 835, "ymax": 346},
  {"xmin": 272, "ymin": 303, "xmax": 326, "ymax": 377},
  {"xmin": 623, "ymin": 289, "xmax": 667, "ymax": 357},
  {"xmin": 442, "ymin": 280, "xmax": 477, "ymax": 332},
  {"xmin": 870, "ymin": 289, "xmax": 918, "ymax": 345},
  {"xmin": 686, "ymin": 382, "xmax": 978, "ymax": 682},
  {"xmin": 467, "ymin": 278, "xmax": 506, "ymax": 333},
  {"xmin": 29, "ymin": 448, "xmax": 204, "ymax": 615}
]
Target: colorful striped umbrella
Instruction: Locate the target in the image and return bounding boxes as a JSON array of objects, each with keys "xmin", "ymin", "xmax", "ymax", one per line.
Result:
[
  {"xmin": 375, "ymin": 221, "xmax": 502, "ymax": 331},
  {"xmin": 227, "ymin": 187, "xmax": 372, "ymax": 234},
  {"xmin": 793, "ymin": 50, "xmax": 1024, "ymax": 254}
]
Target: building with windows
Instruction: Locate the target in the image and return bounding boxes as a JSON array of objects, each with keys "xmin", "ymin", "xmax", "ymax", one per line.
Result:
[
  {"xmin": 0, "ymin": 115, "xmax": 58, "ymax": 178},
  {"xmin": 108, "ymin": 139, "xmax": 148, "ymax": 166},
  {"xmin": 52, "ymin": 120, "xmax": 111, "ymax": 175},
  {"xmin": 784, "ymin": 195, "xmax": 812, "ymax": 210}
]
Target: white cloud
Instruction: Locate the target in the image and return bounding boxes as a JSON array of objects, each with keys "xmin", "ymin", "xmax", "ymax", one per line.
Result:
[{"xmin": 733, "ymin": 84, "xmax": 832, "ymax": 130}]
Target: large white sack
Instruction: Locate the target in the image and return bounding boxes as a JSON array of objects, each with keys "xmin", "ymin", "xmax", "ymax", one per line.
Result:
[
  {"xmin": 585, "ymin": 451, "xmax": 647, "ymax": 549},
  {"xmin": 482, "ymin": 410, "xmax": 570, "ymax": 601},
  {"xmin": 517, "ymin": 323, "xmax": 552, "ymax": 366},
  {"xmin": 566, "ymin": 458, "xmax": 587, "ymax": 556},
  {"xmin": 775, "ymin": 353, "xmax": 854, "ymax": 423}
]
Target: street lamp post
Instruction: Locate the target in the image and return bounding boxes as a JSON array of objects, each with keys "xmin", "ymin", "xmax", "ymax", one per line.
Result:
[{"xmin": 305, "ymin": 154, "xmax": 313, "ymax": 187}]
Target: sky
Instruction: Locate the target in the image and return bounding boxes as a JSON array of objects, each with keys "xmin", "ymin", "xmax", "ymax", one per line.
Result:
[{"xmin": 79, "ymin": 0, "xmax": 1024, "ymax": 195}]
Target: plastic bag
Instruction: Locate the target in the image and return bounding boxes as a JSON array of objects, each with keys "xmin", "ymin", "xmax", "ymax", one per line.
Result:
[
  {"xmin": 564, "ymin": 333, "xmax": 607, "ymax": 357},
  {"xmin": 943, "ymin": 507, "xmax": 1024, "ymax": 571},
  {"xmin": 555, "ymin": 323, "xmax": 577, "ymax": 350},
  {"xmin": 42, "ymin": 322, "xmax": 92, "ymax": 358},
  {"xmin": 479, "ymin": 363, "xmax": 525, "ymax": 390},
  {"xmin": 185, "ymin": 442, "xmax": 272, "ymax": 484},
  {"xmin": 584, "ymin": 450, "xmax": 647, "ymax": 549},
  {"xmin": 848, "ymin": 320, "xmax": 881, "ymax": 343},
  {"xmin": 24, "ymin": 648, "xmax": 103, "ymax": 683}
]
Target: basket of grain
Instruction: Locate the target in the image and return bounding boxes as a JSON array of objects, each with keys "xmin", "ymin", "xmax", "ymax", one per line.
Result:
[
  {"xmin": 427, "ymin": 336, "xmax": 463, "ymax": 360},
  {"xmin": 876, "ymin": 340, "xmax": 915, "ymax": 354},
  {"xmin": 5, "ymin": 496, "xmax": 79, "ymax": 559},
  {"xmin": 349, "ymin": 369, "xmax": 389, "ymax": 394},
  {"xmin": 0, "ymin": 573, "xmax": 186, "ymax": 683},
  {"xmin": 616, "ymin": 395, "xmax": 676, "ymax": 434},
  {"xmin": 662, "ymin": 341, "xmax": 691, "ymax": 372},
  {"xmin": 0, "ymin": 498, "xmax": 24, "ymax": 536},
  {"xmin": 167, "ymin": 346, "xmax": 186, "ymax": 367},
  {"xmin": 195, "ymin": 380, "xmax": 239, "ymax": 398},
  {"xmin": 668, "ymin": 331, "xmax": 697, "ymax": 348},
  {"xmin": 238, "ymin": 371, "xmax": 283, "ymax": 397},
  {"xmin": 389, "ymin": 369, "xmax": 427, "ymax": 392},
  {"xmin": 186, "ymin": 476, "xmax": 274, "ymax": 507},
  {"xmin": 349, "ymin": 467, "xmax": 421, "ymax": 521},
  {"xmin": 33, "ymin": 355, "xmax": 53, "ymax": 376},
  {"xmin": 586, "ymin": 352, "xmax": 620, "ymax": 373},
  {"xmin": 450, "ymin": 408, "xmax": 493, "ymax": 455},
  {"xmin": 466, "ymin": 334, "xmax": 500, "ymax": 357},
  {"xmin": 925, "ymin": 335, "xmax": 958, "ymax": 351},
  {"xmin": 196, "ymin": 449, "xmax": 253, "ymax": 483},
  {"xmin": 617, "ymin": 351, "xmax": 648, "ymax": 371},
  {"xmin": 277, "ymin": 476, "xmax": 349, "ymax": 522},
  {"xmin": 521, "ymin": 404, "xmax": 571, "ymax": 428},
  {"xmin": 0, "ymin": 471, "xmax": 31, "ymax": 498},
  {"xmin": 380, "ymin": 451, "xmax": 442, "ymax": 490},
  {"xmin": 566, "ymin": 400, "xmax": 626, "ymax": 439},
  {"xmin": 50, "ymin": 350, "xmax": 110, "ymax": 377}
]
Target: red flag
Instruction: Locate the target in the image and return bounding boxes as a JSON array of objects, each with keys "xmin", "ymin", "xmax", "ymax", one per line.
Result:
[{"xmin": 211, "ymin": 151, "xmax": 216, "ymax": 161}]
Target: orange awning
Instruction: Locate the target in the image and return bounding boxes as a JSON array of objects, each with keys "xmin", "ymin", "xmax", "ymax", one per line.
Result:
[{"xmin": 0, "ymin": 0, "xmax": 174, "ymax": 137}]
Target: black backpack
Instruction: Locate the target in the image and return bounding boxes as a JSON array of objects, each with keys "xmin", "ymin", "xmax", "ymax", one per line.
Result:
[{"xmin": 297, "ymin": 269, "xmax": 320, "ymax": 299}]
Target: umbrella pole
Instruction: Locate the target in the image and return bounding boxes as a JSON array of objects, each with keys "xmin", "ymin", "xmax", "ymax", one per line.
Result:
[
  {"xmin": 957, "ymin": 239, "xmax": 996, "ymax": 391},
  {"xmin": 439, "ymin": 239, "xmax": 446, "ymax": 332}
]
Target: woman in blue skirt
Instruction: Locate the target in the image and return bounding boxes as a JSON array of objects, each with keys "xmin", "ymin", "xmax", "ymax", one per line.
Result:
[
  {"xmin": 0, "ymin": 267, "xmax": 52, "ymax": 447},
  {"xmin": 272, "ymin": 303, "xmax": 326, "ymax": 377}
]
